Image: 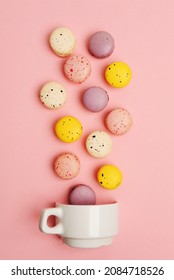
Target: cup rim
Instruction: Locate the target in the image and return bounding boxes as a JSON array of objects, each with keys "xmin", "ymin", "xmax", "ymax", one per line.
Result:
[{"xmin": 55, "ymin": 201, "xmax": 118, "ymax": 207}]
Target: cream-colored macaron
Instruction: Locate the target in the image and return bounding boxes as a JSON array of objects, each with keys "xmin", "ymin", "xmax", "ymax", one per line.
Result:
[
  {"xmin": 86, "ymin": 130, "xmax": 112, "ymax": 158},
  {"xmin": 49, "ymin": 27, "xmax": 76, "ymax": 57},
  {"xmin": 40, "ymin": 82, "xmax": 66, "ymax": 109}
]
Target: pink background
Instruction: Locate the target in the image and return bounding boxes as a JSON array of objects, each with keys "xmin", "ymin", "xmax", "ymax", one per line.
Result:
[{"xmin": 0, "ymin": 0, "xmax": 174, "ymax": 260}]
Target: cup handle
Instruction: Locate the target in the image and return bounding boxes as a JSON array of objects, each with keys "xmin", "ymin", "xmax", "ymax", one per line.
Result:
[{"xmin": 39, "ymin": 207, "xmax": 64, "ymax": 235}]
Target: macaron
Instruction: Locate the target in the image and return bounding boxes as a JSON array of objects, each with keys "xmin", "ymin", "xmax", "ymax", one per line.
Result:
[
  {"xmin": 105, "ymin": 62, "xmax": 132, "ymax": 88},
  {"xmin": 54, "ymin": 116, "xmax": 83, "ymax": 143},
  {"xmin": 97, "ymin": 164, "xmax": 123, "ymax": 190},
  {"xmin": 68, "ymin": 184, "xmax": 96, "ymax": 205},
  {"xmin": 39, "ymin": 82, "xmax": 66, "ymax": 109},
  {"xmin": 54, "ymin": 152, "xmax": 80, "ymax": 180},
  {"xmin": 88, "ymin": 31, "xmax": 115, "ymax": 58},
  {"xmin": 49, "ymin": 27, "xmax": 76, "ymax": 57},
  {"xmin": 86, "ymin": 130, "xmax": 112, "ymax": 158},
  {"xmin": 105, "ymin": 108, "xmax": 133, "ymax": 135},
  {"xmin": 82, "ymin": 86, "xmax": 109, "ymax": 112},
  {"xmin": 63, "ymin": 55, "xmax": 91, "ymax": 83}
]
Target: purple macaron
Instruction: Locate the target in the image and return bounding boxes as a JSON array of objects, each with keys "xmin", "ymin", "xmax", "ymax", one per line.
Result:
[
  {"xmin": 68, "ymin": 184, "xmax": 96, "ymax": 205},
  {"xmin": 82, "ymin": 86, "xmax": 109, "ymax": 112},
  {"xmin": 88, "ymin": 31, "xmax": 115, "ymax": 58}
]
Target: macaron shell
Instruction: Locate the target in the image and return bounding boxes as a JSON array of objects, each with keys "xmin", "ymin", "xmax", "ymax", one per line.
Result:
[
  {"xmin": 68, "ymin": 184, "xmax": 96, "ymax": 205},
  {"xmin": 86, "ymin": 130, "xmax": 112, "ymax": 158},
  {"xmin": 54, "ymin": 116, "xmax": 83, "ymax": 143},
  {"xmin": 106, "ymin": 108, "xmax": 133, "ymax": 135},
  {"xmin": 64, "ymin": 55, "xmax": 91, "ymax": 83},
  {"xmin": 49, "ymin": 27, "xmax": 76, "ymax": 57},
  {"xmin": 40, "ymin": 82, "xmax": 66, "ymax": 109},
  {"xmin": 97, "ymin": 164, "xmax": 123, "ymax": 190},
  {"xmin": 82, "ymin": 86, "xmax": 109, "ymax": 112},
  {"xmin": 105, "ymin": 62, "xmax": 132, "ymax": 88},
  {"xmin": 54, "ymin": 153, "xmax": 80, "ymax": 180},
  {"xmin": 89, "ymin": 31, "xmax": 115, "ymax": 58}
]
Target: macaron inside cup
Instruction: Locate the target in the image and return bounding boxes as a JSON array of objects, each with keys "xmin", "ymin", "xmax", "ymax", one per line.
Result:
[
  {"xmin": 54, "ymin": 152, "xmax": 80, "ymax": 180},
  {"xmin": 68, "ymin": 184, "xmax": 96, "ymax": 205},
  {"xmin": 105, "ymin": 108, "xmax": 133, "ymax": 135},
  {"xmin": 63, "ymin": 55, "xmax": 91, "ymax": 83},
  {"xmin": 82, "ymin": 86, "xmax": 109, "ymax": 112},
  {"xmin": 88, "ymin": 31, "xmax": 115, "ymax": 58}
]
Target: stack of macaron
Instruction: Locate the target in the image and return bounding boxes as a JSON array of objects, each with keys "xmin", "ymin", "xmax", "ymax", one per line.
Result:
[{"xmin": 39, "ymin": 26, "xmax": 133, "ymax": 205}]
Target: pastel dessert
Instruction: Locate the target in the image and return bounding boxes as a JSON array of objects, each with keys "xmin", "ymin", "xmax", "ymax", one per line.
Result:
[
  {"xmin": 63, "ymin": 55, "xmax": 91, "ymax": 83},
  {"xmin": 82, "ymin": 86, "xmax": 109, "ymax": 112},
  {"xmin": 105, "ymin": 62, "xmax": 132, "ymax": 88},
  {"xmin": 86, "ymin": 130, "xmax": 112, "ymax": 158},
  {"xmin": 88, "ymin": 31, "xmax": 115, "ymax": 58},
  {"xmin": 39, "ymin": 81, "xmax": 66, "ymax": 109},
  {"xmin": 54, "ymin": 152, "xmax": 80, "ymax": 180},
  {"xmin": 68, "ymin": 184, "xmax": 96, "ymax": 205},
  {"xmin": 54, "ymin": 116, "xmax": 83, "ymax": 143},
  {"xmin": 49, "ymin": 27, "xmax": 76, "ymax": 57},
  {"xmin": 97, "ymin": 164, "xmax": 123, "ymax": 190},
  {"xmin": 105, "ymin": 108, "xmax": 133, "ymax": 135}
]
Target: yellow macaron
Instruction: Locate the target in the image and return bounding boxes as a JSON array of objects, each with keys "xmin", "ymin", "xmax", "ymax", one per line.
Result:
[
  {"xmin": 105, "ymin": 62, "xmax": 132, "ymax": 88},
  {"xmin": 54, "ymin": 116, "xmax": 83, "ymax": 143},
  {"xmin": 97, "ymin": 164, "xmax": 123, "ymax": 190}
]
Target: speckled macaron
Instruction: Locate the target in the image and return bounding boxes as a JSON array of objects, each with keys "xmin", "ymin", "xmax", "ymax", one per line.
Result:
[
  {"xmin": 82, "ymin": 86, "xmax": 109, "ymax": 112},
  {"xmin": 54, "ymin": 152, "xmax": 80, "ymax": 180},
  {"xmin": 105, "ymin": 62, "xmax": 132, "ymax": 88},
  {"xmin": 105, "ymin": 108, "xmax": 133, "ymax": 135},
  {"xmin": 39, "ymin": 82, "xmax": 66, "ymax": 109},
  {"xmin": 49, "ymin": 27, "xmax": 76, "ymax": 57},
  {"xmin": 86, "ymin": 130, "xmax": 112, "ymax": 158},
  {"xmin": 88, "ymin": 31, "xmax": 115, "ymax": 58},
  {"xmin": 54, "ymin": 116, "xmax": 83, "ymax": 143},
  {"xmin": 63, "ymin": 55, "xmax": 91, "ymax": 83},
  {"xmin": 97, "ymin": 164, "xmax": 123, "ymax": 190},
  {"xmin": 68, "ymin": 184, "xmax": 96, "ymax": 205}
]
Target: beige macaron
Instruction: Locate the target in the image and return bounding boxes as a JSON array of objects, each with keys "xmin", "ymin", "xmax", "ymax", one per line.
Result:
[
  {"xmin": 86, "ymin": 130, "xmax": 112, "ymax": 158},
  {"xmin": 40, "ymin": 81, "xmax": 66, "ymax": 109},
  {"xmin": 49, "ymin": 27, "xmax": 76, "ymax": 57}
]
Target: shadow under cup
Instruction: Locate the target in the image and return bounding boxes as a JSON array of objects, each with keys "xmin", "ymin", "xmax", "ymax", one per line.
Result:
[{"xmin": 39, "ymin": 202, "xmax": 119, "ymax": 248}]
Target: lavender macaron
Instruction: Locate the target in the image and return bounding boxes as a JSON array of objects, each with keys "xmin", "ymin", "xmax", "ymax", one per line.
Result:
[
  {"xmin": 82, "ymin": 86, "xmax": 109, "ymax": 112},
  {"xmin": 88, "ymin": 31, "xmax": 115, "ymax": 58},
  {"xmin": 68, "ymin": 184, "xmax": 96, "ymax": 205}
]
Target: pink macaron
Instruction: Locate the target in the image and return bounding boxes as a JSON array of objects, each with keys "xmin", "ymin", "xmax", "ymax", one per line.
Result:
[
  {"xmin": 105, "ymin": 108, "xmax": 133, "ymax": 135},
  {"xmin": 54, "ymin": 152, "xmax": 80, "ymax": 180},
  {"xmin": 68, "ymin": 184, "xmax": 96, "ymax": 205},
  {"xmin": 63, "ymin": 55, "xmax": 91, "ymax": 83}
]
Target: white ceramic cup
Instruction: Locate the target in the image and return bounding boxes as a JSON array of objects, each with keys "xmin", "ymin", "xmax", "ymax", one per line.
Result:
[{"xmin": 39, "ymin": 202, "xmax": 119, "ymax": 248}]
